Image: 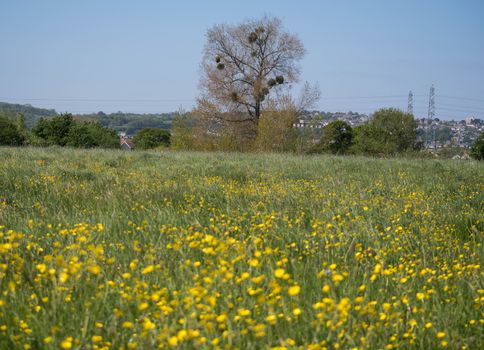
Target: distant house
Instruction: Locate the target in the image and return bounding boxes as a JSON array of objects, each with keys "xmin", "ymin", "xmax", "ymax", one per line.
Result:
[{"xmin": 120, "ymin": 137, "xmax": 134, "ymax": 150}]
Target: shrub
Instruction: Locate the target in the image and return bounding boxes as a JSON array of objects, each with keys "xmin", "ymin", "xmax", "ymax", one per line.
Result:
[
  {"xmin": 33, "ymin": 114, "xmax": 119, "ymax": 148},
  {"xmin": 352, "ymin": 108, "xmax": 418, "ymax": 155},
  {"xmin": 470, "ymin": 132, "xmax": 484, "ymax": 160},
  {"xmin": 0, "ymin": 116, "xmax": 25, "ymax": 146},
  {"xmin": 66, "ymin": 122, "xmax": 119, "ymax": 149},
  {"xmin": 312, "ymin": 120, "xmax": 353, "ymax": 154},
  {"xmin": 133, "ymin": 128, "xmax": 171, "ymax": 149},
  {"xmin": 255, "ymin": 109, "xmax": 298, "ymax": 153},
  {"xmin": 32, "ymin": 114, "xmax": 74, "ymax": 146},
  {"xmin": 171, "ymin": 113, "xmax": 195, "ymax": 150}
]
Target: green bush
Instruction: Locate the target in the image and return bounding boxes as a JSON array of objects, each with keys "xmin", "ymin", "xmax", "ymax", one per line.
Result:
[
  {"xmin": 0, "ymin": 116, "xmax": 25, "ymax": 146},
  {"xmin": 470, "ymin": 133, "xmax": 484, "ymax": 160},
  {"xmin": 32, "ymin": 114, "xmax": 74, "ymax": 146},
  {"xmin": 311, "ymin": 120, "xmax": 353, "ymax": 154},
  {"xmin": 133, "ymin": 128, "xmax": 171, "ymax": 149},
  {"xmin": 351, "ymin": 108, "xmax": 418, "ymax": 155},
  {"xmin": 32, "ymin": 114, "xmax": 119, "ymax": 149},
  {"xmin": 171, "ymin": 113, "xmax": 195, "ymax": 150},
  {"xmin": 66, "ymin": 122, "xmax": 119, "ymax": 148}
]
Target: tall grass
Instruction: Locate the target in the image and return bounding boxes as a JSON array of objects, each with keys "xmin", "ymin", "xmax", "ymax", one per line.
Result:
[{"xmin": 0, "ymin": 147, "xmax": 482, "ymax": 349}]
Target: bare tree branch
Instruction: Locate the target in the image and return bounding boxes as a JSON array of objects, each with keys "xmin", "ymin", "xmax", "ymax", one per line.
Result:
[{"xmin": 198, "ymin": 15, "xmax": 306, "ymax": 126}]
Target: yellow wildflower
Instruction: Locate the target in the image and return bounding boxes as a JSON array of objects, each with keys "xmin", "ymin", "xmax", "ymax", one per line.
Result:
[{"xmin": 288, "ymin": 285, "xmax": 300, "ymax": 296}]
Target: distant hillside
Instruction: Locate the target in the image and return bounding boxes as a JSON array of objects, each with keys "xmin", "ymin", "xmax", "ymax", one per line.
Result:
[
  {"xmin": 0, "ymin": 102, "xmax": 175, "ymax": 134},
  {"xmin": 0, "ymin": 102, "xmax": 57, "ymax": 128},
  {"xmin": 75, "ymin": 111, "xmax": 174, "ymax": 135}
]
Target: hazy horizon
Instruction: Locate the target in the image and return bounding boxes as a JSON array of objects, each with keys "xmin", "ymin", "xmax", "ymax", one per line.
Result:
[{"xmin": 1, "ymin": 0, "xmax": 483, "ymax": 120}]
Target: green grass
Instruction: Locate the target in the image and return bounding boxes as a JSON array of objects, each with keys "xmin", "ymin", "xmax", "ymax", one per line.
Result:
[{"xmin": 0, "ymin": 147, "xmax": 483, "ymax": 349}]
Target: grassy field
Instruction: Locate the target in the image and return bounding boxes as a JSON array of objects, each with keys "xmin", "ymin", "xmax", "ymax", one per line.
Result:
[{"xmin": 0, "ymin": 147, "xmax": 482, "ymax": 350}]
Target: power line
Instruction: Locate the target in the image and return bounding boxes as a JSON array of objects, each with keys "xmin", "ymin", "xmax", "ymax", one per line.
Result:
[
  {"xmin": 2, "ymin": 94, "xmax": 481, "ymax": 118},
  {"xmin": 438, "ymin": 102, "xmax": 484, "ymax": 111},
  {"xmin": 2, "ymin": 94, "xmax": 481, "ymax": 103},
  {"xmin": 437, "ymin": 107, "xmax": 484, "ymax": 114},
  {"xmin": 437, "ymin": 95, "xmax": 484, "ymax": 103},
  {"xmin": 0, "ymin": 97, "xmax": 195, "ymax": 103},
  {"xmin": 320, "ymin": 95, "xmax": 407, "ymax": 100}
]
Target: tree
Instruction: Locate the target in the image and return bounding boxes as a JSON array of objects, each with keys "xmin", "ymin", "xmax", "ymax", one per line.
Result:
[
  {"xmin": 66, "ymin": 122, "xmax": 119, "ymax": 148},
  {"xmin": 32, "ymin": 113, "xmax": 74, "ymax": 146},
  {"xmin": 133, "ymin": 128, "xmax": 171, "ymax": 149},
  {"xmin": 15, "ymin": 113, "xmax": 27, "ymax": 133},
  {"xmin": 171, "ymin": 112, "xmax": 195, "ymax": 150},
  {"xmin": 312, "ymin": 120, "xmax": 353, "ymax": 154},
  {"xmin": 0, "ymin": 101, "xmax": 56, "ymax": 128},
  {"xmin": 32, "ymin": 115, "xmax": 119, "ymax": 148},
  {"xmin": 352, "ymin": 108, "xmax": 418, "ymax": 155},
  {"xmin": 0, "ymin": 115, "xmax": 25, "ymax": 146},
  {"xmin": 88, "ymin": 123, "xmax": 119, "ymax": 148},
  {"xmin": 66, "ymin": 123, "xmax": 97, "ymax": 148},
  {"xmin": 470, "ymin": 132, "xmax": 484, "ymax": 160},
  {"xmin": 196, "ymin": 16, "xmax": 306, "ymax": 140}
]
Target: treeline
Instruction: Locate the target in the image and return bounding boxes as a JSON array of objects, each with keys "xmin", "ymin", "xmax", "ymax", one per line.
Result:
[
  {"xmin": 0, "ymin": 102, "xmax": 56, "ymax": 128},
  {"xmin": 171, "ymin": 107, "xmax": 420, "ymax": 155},
  {"xmin": 2, "ymin": 104, "xmax": 482, "ymax": 160},
  {"xmin": 170, "ymin": 107, "xmax": 483, "ymax": 159},
  {"xmin": 0, "ymin": 111, "xmax": 172, "ymax": 150},
  {"xmin": 0, "ymin": 102, "xmax": 174, "ymax": 134},
  {"xmin": 0, "ymin": 113, "xmax": 119, "ymax": 148},
  {"xmin": 76, "ymin": 111, "xmax": 173, "ymax": 135}
]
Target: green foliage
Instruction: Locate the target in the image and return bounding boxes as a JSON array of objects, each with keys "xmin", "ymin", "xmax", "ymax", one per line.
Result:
[
  {"xmin": 312, "ymin": 120, "xmax": 353, "ymax": 154},
  {"xmin": 25, "ymin": 133, "xmax": 50, "ymax": 147},
  {"xmin": 0, "ymin": 102, "xmax": 175, "ymax": 134},
  {"xmin": 435, "ymin": 126, "xmax": 452, "ymax": 142},
  {"xmin": 65, "ymin": 123, "xmax": 98, "ymax": 148},
  {"xmin": 351, "ymin": 124, "xmax": 387, "ymax": 155},
  {"xmin": 417, "ymin": 125, "xmax": 453, "ymax": 146},
  {"xmin": 79, "ymin": 111, "xmax": 173, "ymax": 135},
  {"xmin": 255, "ymin": 109, "xmax": 298, "ymax": 152},
  {"xmin": 470, "ymin": 132, "xmax": 484, "ymax": 160},
  {"xmin": 352, "ymin": 108, "xmax": 418, "ymax": 155},
  {"xmin": 66, "ymin": 122, "xmax": 119, "ymax": 149},
  {"xmin": 0, "ymin": 102, "xmax": 57, "ymax": 128},
  {"xmin": 133, "ymin": 128, "xmax": 171, "ymax": 149},
  {"xmin": 434, "ymin": 146, "xmax": 467, "ymax": 159},
  {"xmin": 171, "ymin": 113, "xmax": 195, "ymax": 150},
  {"xmin": 292, "ymin": 128, "xmax": 316, "ymax": 154},
  {"xmin": 32, "ymin": 114, "xmax": 118, "ymax": 148},
  {"xmin": 0, "ymin": 116, "xmax": 25, "ymax": 146},
  {"xmin": 15, "ymin": 113, "xmax": 27, "ymax": 133},
  {"xmin": 32, "ymin": 114, "xmax": 74, "ymax": 146}
]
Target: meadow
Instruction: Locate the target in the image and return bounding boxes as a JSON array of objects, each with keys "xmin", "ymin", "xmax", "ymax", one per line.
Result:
[{"xmin": 0, "ymin": 147, "xmax": 482, "ymax": 350}]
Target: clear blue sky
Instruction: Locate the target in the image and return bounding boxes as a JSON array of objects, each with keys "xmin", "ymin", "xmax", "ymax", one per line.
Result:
[{"xmin": 1, "ymin": 0, "xmax": 483, "ymax": 119}]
